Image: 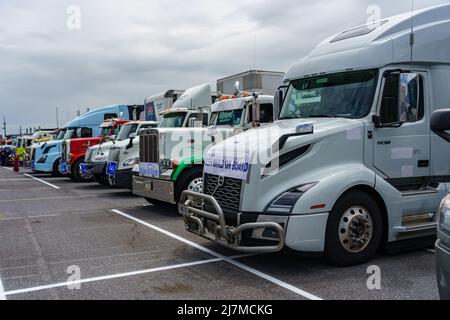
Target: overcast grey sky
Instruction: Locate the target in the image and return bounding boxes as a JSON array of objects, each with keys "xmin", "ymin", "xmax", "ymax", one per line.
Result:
[{"xmin": 0, "ymin": 0, "xmax": 448, "ymax": 134}]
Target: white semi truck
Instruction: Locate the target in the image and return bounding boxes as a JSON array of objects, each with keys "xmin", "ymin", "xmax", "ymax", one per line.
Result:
[
  {"xmin": 106, "ymin": 84, "xmax": 217, "ymax": 189},
  {"xmin": 180, "ymin": 4, "xmax": 450, "ymax": 266}
]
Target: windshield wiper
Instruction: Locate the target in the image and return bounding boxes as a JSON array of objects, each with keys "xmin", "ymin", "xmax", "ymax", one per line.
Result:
[{"xmin": 308, "ymin": 114, "xmax": 337, "ymax": 118}]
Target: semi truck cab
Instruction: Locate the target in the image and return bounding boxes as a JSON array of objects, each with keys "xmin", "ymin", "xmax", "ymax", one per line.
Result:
[
  {"xmin": 106, "ymin": 84, "xmax": 216, "ymax": 189},
  {"xmin": 60, "ymin": 120, "xmax": 128, "ymax": 182},
  {"xmin": 132, "ymin": 92, "xmax": 274, "ymax": 205},
  {"xmin": 33, "ymin": 104, "xmax": 139, "ymax": 176},
  {"xmin": 180, "ymin": 4, "xmax": 450, "ymax": 266},
  {"xmin": 102, "ymin": 121, "xmax": 159, "ymax": 189},
  {"xmin": 81, "ymin": 119, "xmax": 130, "ymax": 185}
]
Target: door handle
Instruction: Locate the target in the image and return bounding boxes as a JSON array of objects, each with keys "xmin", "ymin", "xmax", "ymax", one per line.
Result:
[{"xmin": 418, "ymin": 160, "xmax": 429, "ymax": 168}]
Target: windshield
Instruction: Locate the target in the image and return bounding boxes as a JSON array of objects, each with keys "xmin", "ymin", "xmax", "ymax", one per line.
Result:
[
  {"xmin": 210, "ymin": 109, "xmax": 243, "ymax": 126},
  {"xmin": 56, "ymin": 130, "xmax": 66, "ymax": 140},
  {"xmin": 63, "ymin": 128, "xmax": 78, "ymax": 139},
  {"xmin": 100, "ymin": 126, "xmax": 113, "ymax": 137},
  {"xmin": 116, "ymin": 124, "xmax": 139, "ymax": 141},
  {"xmin": 280, "ymin": 70, "xmax": 378, "ymax": 119},
  {"xmin": 160, "ymin": 112, "xmax": 187, "ymax": 128}
]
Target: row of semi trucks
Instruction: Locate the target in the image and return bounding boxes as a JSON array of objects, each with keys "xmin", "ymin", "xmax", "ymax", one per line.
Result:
[{"xmin": 30, "ymin": 5, "xmax": 450, "ymax": 268}]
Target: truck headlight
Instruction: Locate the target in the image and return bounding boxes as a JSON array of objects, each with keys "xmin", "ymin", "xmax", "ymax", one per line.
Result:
[
  {"xmin": 438, "ymin": 195, "xmax": 450, "ymax": 234},
  {"xmin": 123, "ymin": 158, "xmax": 139, "ymax": 167},
  {"xmin": 266, "ymin": 183, "xmax": 317, "ymax": 213}
]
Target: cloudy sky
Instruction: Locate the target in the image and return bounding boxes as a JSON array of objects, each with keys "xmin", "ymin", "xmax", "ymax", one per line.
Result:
[{"xmin": 0, "ymin": 0, "xmax": 448, "ymax": 134}]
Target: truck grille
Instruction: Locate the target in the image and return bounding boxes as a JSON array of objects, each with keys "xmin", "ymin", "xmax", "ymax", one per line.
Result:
[
  {"xmin": 140, "ymin": 129, "xmax": 159, "ymax": 163},
  {"xmin": 204, "ymin": 173, "xmax": 242, "ymax": 212},
  {"xmin": 109, "ymin": 148, "xmax": 121, "ymax": 162}
]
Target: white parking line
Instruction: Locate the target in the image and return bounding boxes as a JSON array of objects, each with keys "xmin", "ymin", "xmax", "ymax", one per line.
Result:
[
  {"xmin": 111, "ymin": 209, "xmax": 322, "ymax": 300},
  {"xmin": 0, "ymin": 195, "xmax": 96, "ymax": 203},
  {"xmin": 2, "ymin": 167, "xmax": 13, "ymax": 171},
  {"xmin": 0, "ymin": 273, "xmax": 6, "ymax": 300},
  {"xmin": 23, "ymin": 173, "xmax": 60, "ymax": 189},
  {"xmin": 3, "ymin": 253, "xmax": 253, "ymax": 297}
]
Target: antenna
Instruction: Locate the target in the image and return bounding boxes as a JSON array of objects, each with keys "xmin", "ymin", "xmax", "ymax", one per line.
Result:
[
  {"xmin": 2, "ymin": 116, "xmax": 6, "ymax": 138},
  {"xmin": 56, "ymin": 107, "xmax": 59, "ymax": 128},
  {"xmin": 253, "ymin": 34, "xmax": 256, "ymax": 71},
  {"xmin": 409, "ymin": 0, "xmax": 415, "ymax": 72}
]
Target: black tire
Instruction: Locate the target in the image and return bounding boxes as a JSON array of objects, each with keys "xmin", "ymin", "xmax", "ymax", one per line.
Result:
[
  {"xmin": 325, "ymin": 190, "xmax": 383, "ymax": 267},
  {"xmin": 175, "ymin": 167, "xmax": 203, "ymax": 203},
  {"xmin": 52, "ymin": 159, "xmax": 63, "ymax": 177},
  {"xmin": 94, "ymin": 174, "xmax": 110, "ymax": 186},
  {"xmin": 70, "ymin": 159, "xmax": 93, "ymax": 183}
]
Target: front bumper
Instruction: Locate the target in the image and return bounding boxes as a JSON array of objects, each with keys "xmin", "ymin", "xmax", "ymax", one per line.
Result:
[
  {"xmin": 179, "ymin": 191, "xmax": 286, "ymax": 253},
  {"xmin": 436, "ymin": 236, "xmax": 450, "ymax": 300},
  {"xmin": 132, "ymin": 176, "xmax": 176, "ymax": 204},
  {"xmin": 85, "ymin": 161, "xmax": 106, "ymax": 175},
  {"xmin": 108, "ymin": 169, "xmax": 133, "ymax": 189}
]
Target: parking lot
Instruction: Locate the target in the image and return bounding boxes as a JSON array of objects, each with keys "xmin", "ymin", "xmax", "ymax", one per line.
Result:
[{"xmin": 0, "ymin": 166, "xmax": 439, "ymax": 300}]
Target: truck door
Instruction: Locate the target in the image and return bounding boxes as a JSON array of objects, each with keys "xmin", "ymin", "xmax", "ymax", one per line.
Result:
[{"xmin": 373, "ymin": 72, "xmax": 430, "ymax": 181}]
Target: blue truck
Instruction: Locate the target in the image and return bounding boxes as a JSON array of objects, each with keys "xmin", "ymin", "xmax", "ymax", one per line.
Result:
[{"xmin": 33, "ymin": 105, "xmax": 142, "ymax": 176}]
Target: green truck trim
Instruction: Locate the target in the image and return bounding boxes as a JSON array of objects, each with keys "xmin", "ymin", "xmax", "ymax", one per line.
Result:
[{"xmin": 171, "ymin": 156, "xmax": 204, "ymax": 181}]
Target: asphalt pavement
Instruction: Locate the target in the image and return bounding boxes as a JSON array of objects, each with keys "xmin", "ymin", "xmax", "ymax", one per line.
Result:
[{"xmin": 0, "ymin": 166, "xmax": 439, "ymax": 300}]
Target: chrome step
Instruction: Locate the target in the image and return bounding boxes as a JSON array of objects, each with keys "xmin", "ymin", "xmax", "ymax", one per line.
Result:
[
  {"xmin": 394, "ymin": 222, "xmax": 438, "ymax": 233},
  {"xmin": 401, "ymin": 188, "xmax": 439, "ymax": 196}
]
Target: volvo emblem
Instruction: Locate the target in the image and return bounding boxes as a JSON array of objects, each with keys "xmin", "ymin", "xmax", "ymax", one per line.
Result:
[
  {"xmin": 217, "ymin": 175, "xmax": 225, "ymax": 187},
  {"xmin": 211, "ymin": 175, "xmax": 225, "ymax": 197}
]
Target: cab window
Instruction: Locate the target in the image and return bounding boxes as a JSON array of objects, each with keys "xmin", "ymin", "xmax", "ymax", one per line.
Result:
[{"xmin": 380, "ymin": 74, "xmax": 424, "ymax": 124}]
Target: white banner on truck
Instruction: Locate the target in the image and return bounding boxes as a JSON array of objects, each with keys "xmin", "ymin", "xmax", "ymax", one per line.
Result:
[{"xmin": 204, "ymin": 152, "xmax": 253, "ymax": 181}]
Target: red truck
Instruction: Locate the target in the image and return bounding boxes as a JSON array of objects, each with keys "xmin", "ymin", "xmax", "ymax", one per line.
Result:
[{"xmin": 59, "ymin": 119, "xmax": 129, "ymax": 182}]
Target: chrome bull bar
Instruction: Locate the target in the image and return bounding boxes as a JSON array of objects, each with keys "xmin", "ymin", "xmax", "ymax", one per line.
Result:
[{"xmin": 179, "ymin": 190, "xmax": 285, "ymax": 253}]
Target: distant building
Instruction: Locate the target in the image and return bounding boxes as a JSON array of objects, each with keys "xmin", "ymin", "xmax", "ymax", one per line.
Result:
[{"xmin": 217, "ymin": 70, "xmax": 284, "ymax": 96}]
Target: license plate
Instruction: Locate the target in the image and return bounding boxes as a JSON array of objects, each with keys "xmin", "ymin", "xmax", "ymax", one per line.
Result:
[
  {"xmin": 106, "ymin": 162, "xmax": 118, "ymax": 176},
  {"xmin": 139, "ymin": 162, "xmax": 160, "ymax": 178},
  {"xmin": 80, "ymin": 163, "xmax": 88, "ymax": 174},
  {"xmin": 59, "ymin": 161, "xmax": 68, "ymax": 174}
]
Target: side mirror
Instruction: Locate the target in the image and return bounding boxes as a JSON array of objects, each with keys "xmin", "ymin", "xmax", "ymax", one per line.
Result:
[
  {"xmin": 126, "ymin": 133, "xmax": 137, "ymax": 150},
  {"xmin": 398, "ymin": 73, "xmax": 420, "ymax": 123},
  {"xmin": 273, "ymin": 87, "xmax": 287, "ymax": 121},
  {"xmin": 188, "ymin": 118, "xmax": 197, "ymax": 128},
  {"xmin": 234, "ymin": 81, "xmax": 240, "ymax": 96},
  {"xmin": 431, "ymin": 109, "xmax": 450, "ymax": 143},
  {"xmin": 251, "ymin": 102, "xmax": 261, "ymax": 123}
]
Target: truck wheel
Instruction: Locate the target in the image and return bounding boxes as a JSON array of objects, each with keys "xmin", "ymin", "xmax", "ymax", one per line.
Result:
[
  {"xmin": 52, "ymin": 159, "xmax": 63, "ymax": 177},
  {"xmin": 324, "ymin": 190, "xmax": 382, "ymax": 267},
  {"xmin": 94, "ymin": 174, "xmax": 109, "ymax": 186},
  {"xmin": 70, "ymin": 159, "xmax": 93, "ymax": 183},
  {"xmin": 175, "ymin": 167, "xmax": 203, "ymax": 203}
]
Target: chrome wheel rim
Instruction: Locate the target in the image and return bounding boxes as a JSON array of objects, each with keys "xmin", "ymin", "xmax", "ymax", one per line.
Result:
[
  {"xmin": 187, "ymin": 177, "xmax": 203, "ymax": 193},
  {"xmin": 338, "ymin": 206, "xmax": 373, "ymax": 253}
]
